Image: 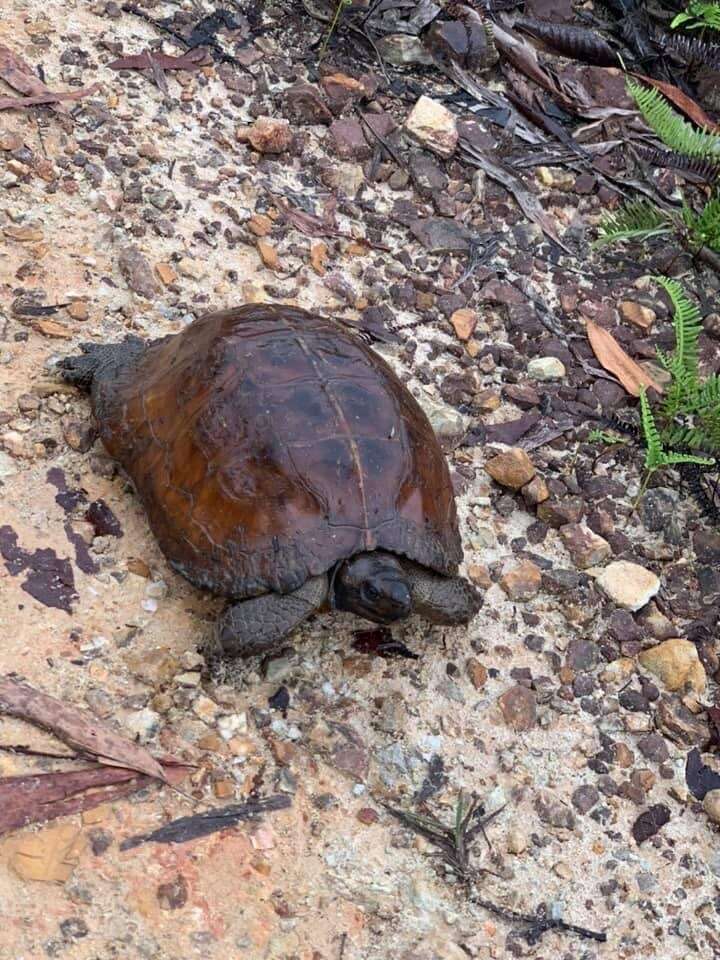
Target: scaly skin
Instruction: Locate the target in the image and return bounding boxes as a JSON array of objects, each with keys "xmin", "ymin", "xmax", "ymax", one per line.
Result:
[{"xmin": 214, "ymin": 574, "xmax": 329, "ymax": 657}]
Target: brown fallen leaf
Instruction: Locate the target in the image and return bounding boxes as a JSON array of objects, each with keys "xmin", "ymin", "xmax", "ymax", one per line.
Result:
[
  {"xmin": 515, "ymin": 17, "xmax": 619, "ymax": 67},
  {"xmin": 0, "ymin": 676, "xmax": 167, "ymax": 782},
  {"xmin": 631, "ymin": 73, "xmax": 720, "ymax": 133},
  {"xmin": 0, "ymin": 763, "xmax": 191, "ymax": 837},
  {"xmin": 108, "ymin": 49, "xmax": 210, "ymax": 71},
  {"xmin": 586, "ymin": 319, "xmax": 662, "ymax": 397},
  {"xmin": 0, "ymin": 84, "xmax": 101, "ymax": 111},
  {"xmin": 10, "ymin": 822, "xmax": 83, "ymax": 883},
  {"xmin": 0, "ymin": 45, "xmax": 98, "ymax": 115}
]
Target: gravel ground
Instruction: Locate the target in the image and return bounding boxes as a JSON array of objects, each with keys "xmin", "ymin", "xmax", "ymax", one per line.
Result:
[{"xmin": 1, "ymin": 2, "xmax": 719, "ymax": 959}]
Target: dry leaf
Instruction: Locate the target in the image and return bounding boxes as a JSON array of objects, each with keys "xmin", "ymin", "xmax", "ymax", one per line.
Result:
[
  {"xmin": 0, "ymin": 676, "xmax": 167, "ymax": 782},
  {"xmin": 632, "ymin": 74, "xmax": 720, "ymax": 133},
  {"xmin": 586, "ymin": 319, "xmax": 662, "ymax": 396},
  {"xmin": 108, "ymin": 49, "xmax": 210, "ymax": 72},
  {"xmin": 0, "ymin": 84, "xmax": 101, "ymax": 111},
  {"xmin": 0, "ymin": 43, "xmax": 69, "ymax": 114},
  {"xmin": 10, "ymin": 822, "xmax": 84, "ymax": 883}
]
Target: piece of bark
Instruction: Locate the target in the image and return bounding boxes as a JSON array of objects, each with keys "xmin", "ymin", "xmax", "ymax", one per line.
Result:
[{"xmin": 0, "ymin": 676, "xmax": 167, "ymax": 782}]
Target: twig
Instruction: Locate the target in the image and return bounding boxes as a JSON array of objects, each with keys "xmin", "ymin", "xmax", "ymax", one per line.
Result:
[
  {"xmin": 469, "ymin": 895, "xmax": 607, "ymax": 944},
  {"xmin": 354, "ymin": 106, "xmax": 405, "ymax": 170},
  {"xmin": 453, "ymin": 237, "xmax": 500, "ymax": 289}
]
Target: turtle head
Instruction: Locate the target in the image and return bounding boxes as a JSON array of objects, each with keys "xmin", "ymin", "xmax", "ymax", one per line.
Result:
[{"xmin": 333, "ymin": 552, "xmax": 412, "ymax": 624}]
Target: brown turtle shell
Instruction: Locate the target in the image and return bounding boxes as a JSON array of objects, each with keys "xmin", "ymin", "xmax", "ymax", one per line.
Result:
[{"xmin": 92, "ymin": 305, "xmax": 462, "ymax": 599}]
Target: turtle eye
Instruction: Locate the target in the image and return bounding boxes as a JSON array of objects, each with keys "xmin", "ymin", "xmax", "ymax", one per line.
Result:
[{"xmin": 364, "ymin": 583, "xmax": 380, "ymax": 602}]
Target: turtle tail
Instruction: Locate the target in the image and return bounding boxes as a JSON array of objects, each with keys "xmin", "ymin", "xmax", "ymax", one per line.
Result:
[{"xmin": 59, "ymin": 336, "xmax": 146, "ymax": 391}]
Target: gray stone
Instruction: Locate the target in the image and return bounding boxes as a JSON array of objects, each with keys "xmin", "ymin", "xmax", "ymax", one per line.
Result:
[
  {"xmin": 571, "ymin": 784, "xmax": 599, "ymax": 814},
  {"xmin": 410, "ymin": 218, "xmax": 472, "ymax": 254},
  {"xmin": 376, "ymin": 35, "xmax": 435, "ymax": 66},
  {"xmin": 535, "ymin": 791, "xmax": 576, "ymax": 830},
  {"xmin": 639, "ymin": 487, "xmax": 683, "ymax": 544},
  {"xmin": 118, "ymin": 245, "xmax": 159, "ymax": 299}
]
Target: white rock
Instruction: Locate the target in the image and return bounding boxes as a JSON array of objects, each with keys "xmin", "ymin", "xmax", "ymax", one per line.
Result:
[
  {"xmin": 595, "ymin": 560, "xmax": 660, "ymax": 611},
  {"xmin": 404, "ymin": 95, "xmax": 458, "ymax": 158},
  {"xmin": 125, "ymin": 708, "xmax": 161, "ymax": 743},
  {"xmin": 1, "ymin": 431, "xmax": 27, "ymax": 458},
  {"xmin": 527, "ymin": 356, "xmax": 566, "ymax": 381},
  {"xmin": 218, "ymin": 712, "xmax": 247, "ymax": 740},
  {"xmin": 0, "ymin": 451, "xmax": 18, "ymax": 477},
  {"xmin": 506, "ymin": 825, "xmax": 528, "ymax": 854},
  {"xmin": 175, "ymin": 671, "xmax": 201, "ymax": 687},
  {"xmin": 193, "ymin": 694, "xmax": 220, "ymax": 724}
]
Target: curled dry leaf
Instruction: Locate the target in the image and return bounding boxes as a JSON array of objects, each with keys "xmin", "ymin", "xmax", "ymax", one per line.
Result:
[
  {"xmin": 515, "ymin": 18, "xmax": 618, "ymax": 67},
  {"xmin": 108, "ymin": 49, "xmax": 210, "ymax": 71},
  {"xmin": 586, "ymin": 319, "xmax": 662, "ymax": 397},
  {"xmin": 0, "ymin": 676, "xmax": 167, "ymax": 782},
  {"xmin": 0, "ymin": 84, "xmax": 101, "ymax": 111},
  {"xmin": 0, "ymin": 45, "xmax": 99, "ymax": 114}
]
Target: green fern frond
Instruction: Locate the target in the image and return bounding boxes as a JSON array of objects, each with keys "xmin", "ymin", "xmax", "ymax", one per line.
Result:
[
  {"xmin": 671, "ymin": 0, "xmax": 720, "ymax": 31},
  {"xmin": 640, "ymin": 388, "xmax": 665, "ymax": 469},
  {"xmin": 594, "ymin": 200, "xmax": 675, "ymax": 247},
  {"xmin": 641, "ymin": 390, "xmax": 715, "ymax": 469},
  {"xmin": 657, "ymin": 449, "xmax": 716, "ymax": 466},
  {"xmin": 627, "ymin": 78, "xmax": 720, "ymax": 157},
  {"xmin": 588, "ymin": 428, "xmax": 629, "ymax": 445},
  {"xmin": 652, "ymin": 275, "xmax": 702, "ymax": 383},
  {"xmin": 683, "ymin": 195, "xmax": 720, "ymax": 252}
]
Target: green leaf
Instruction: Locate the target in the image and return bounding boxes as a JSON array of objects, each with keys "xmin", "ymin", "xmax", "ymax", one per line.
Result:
[
  {"xmin": 627, "ymin": 78, "xmax": 720, "ymax": 158},
  {"xmin": 594, "ymin": 200, "xmax": 675, "ymax": 248}
]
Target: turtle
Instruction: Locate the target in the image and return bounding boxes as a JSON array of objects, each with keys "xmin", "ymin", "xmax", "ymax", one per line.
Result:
[{"xmin": 59, "ymin": 304, "xmax": 482, "ymax": 657}]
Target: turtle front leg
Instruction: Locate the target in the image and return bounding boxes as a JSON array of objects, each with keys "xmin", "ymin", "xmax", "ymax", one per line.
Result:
[
  {"xmin": 402, "ymin": 561, "xmax": 483, "ymax": 625},
  {"xmin": 213, "ymin": 575, "xmax": 329, "ymax": 658}
]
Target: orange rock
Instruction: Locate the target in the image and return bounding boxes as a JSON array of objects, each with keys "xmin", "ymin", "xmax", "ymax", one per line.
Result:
[
  {"xmin": 257, "ymin": 239, "xmax": 280, "ymax": 270},
  {"xmin": 247, "ymin": 117, "xmax": 293, "ymax": 154},
  {"xmin": 467, "ymin": 563, "xmax": 492, "ymax": 588},
  {"xmin": 467, "ymin": 657, "xmax": 488, "ymax": 689},
  {"xmin": 34, "ymin": 318, "xmax": 72, "ymax": 339},
  {"xmin": 248, "ymin": 213, "xmax": 272, "ymax": 237},
  {"xmin": 155, "ymin": 262, "xmax": 177, "ymax": 286},
  {"xmin": 213, "ymin": 778, "xmax": 236, "ymax": 798},
  {"xmin": 66, "ymin": 300, "xmax": 89, "ymax": 321},
  {"xmin": 500, "ymin": 560, "xmax": 542, "ymax": 601},
  {"xmin": 310, "ymin": 240, "xmax": 328, "ymax": 275},
  {"xmin": 4, "ymin": 224, "xmax": 44, "ymax": 242},
  {"xmin": 0, "ymin": 132, "xmax": 23, "ymax": 151},
  {"xmin": 450, "ymin": 308, "xmax": 478, "ymax": 340}
]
